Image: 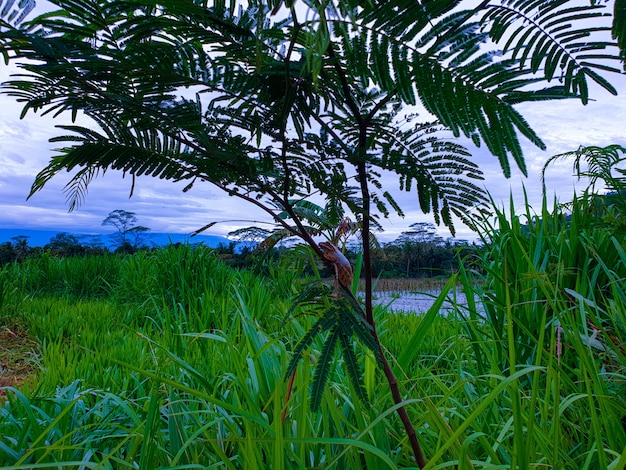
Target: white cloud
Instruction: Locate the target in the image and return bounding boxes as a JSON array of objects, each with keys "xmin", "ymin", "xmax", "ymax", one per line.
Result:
[
  {"xmin": 1, "ymin": 8, "xmax": 625, "ymax": 243},
  {"xmin": 2, "ymin": 79, "xmax": 625, "ymax": 241}
]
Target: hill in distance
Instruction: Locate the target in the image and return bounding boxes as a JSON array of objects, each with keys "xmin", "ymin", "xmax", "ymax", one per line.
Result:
[{"xmin": 0, "ymin": 228, "xmax": 232, "ymax": 249}]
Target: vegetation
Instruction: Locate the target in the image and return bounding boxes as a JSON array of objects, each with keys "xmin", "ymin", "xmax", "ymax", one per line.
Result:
[
  {"xmin": 1, "ymin": 0, "xmax": 625, "ymax": 468},
  {"xmin": 0, "ymin": 177, "xmax": 625, "ymax": 468},
  {"xmin": 0, "ymin": 222, "xmax": 474, "ymax": 279},
  {"xmin": 0, "ymin": 209, "xmax": 152, "ymax": 262},
  {"xmin": 101, "ymin": 209, "xmax": 152, "ymax": 252}
]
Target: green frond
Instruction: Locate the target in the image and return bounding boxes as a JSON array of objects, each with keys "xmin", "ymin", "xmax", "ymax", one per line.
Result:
[
  {"xmin": 362, "ymin": 0, "xmax": 462, "ymax": 41},
  {"xmin": 391, "ymin": 41, "xmax": 415, "ymax": 105},
  {"xmin": 614, "ymin": 0, "xmax": 626, "ymax": 66},
  {"xmin": 542, "ymin": 144, "xmax": 626, "ymax": 195},
  {"xmin": 331, "ymin": 0, "xmax": 620, "ymax": 180},
  {"xmin": 60, "ymin": 167, "xmax": 102, "ymax": 213},
  {"xmin": 338, "ymin": 305, "xmax": 379, "ymax": 360},
  {"xmin": 277, "ymin": 199, "xmax": 327, "ymax": 225},
  {"xmin": 0, "ymin": 0, "xmax": 35, "ymax": 26},
  {"xmin": 410, "ymin": 52, "xmax": 542, "ymax": 176},
  {"xmin": 481, "ymin": 0, "xmax": 621, "ymax": 100},
  {"xmin": 284, "ymin": 309, "xmax": 339, "ymax": 382},
  {"xmin": 377, "ymin": 121, "xmax": 489, "ymax": 231},
  {"xmin": 382, "ymin": 191, "xmax": 404, "ymax": 218},
  {"xmin": 285, "ymin": 281, "xmax": 333, "ymax": 318},
  {"xmin": 337, "ymin": 331, "xmax": 368, "ymax": 403},
  {"xmin": 310, "ymin": 325, "xmax": 340, "ymax": 412}
]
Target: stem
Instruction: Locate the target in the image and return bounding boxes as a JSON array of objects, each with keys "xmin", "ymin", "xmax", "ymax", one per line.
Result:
[
  {"xmin": 356, "ymin": 161, "xmax": 427, "ymax": 469},
  {"xmin": 356, "ymin": 161, "xmax": 374, "ymax": 325},
  {"xmin": 326, "ymin": 42, "xmax": 427, "ymax": 468},
  {"xmin": 378, "ymin": 343, "xmax": 427, "ymax": 468}
]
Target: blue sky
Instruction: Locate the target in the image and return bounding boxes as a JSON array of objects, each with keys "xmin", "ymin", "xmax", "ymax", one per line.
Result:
[{"xmin": 1, "ymin": 4, "xmax": 625, "ymax": 243}]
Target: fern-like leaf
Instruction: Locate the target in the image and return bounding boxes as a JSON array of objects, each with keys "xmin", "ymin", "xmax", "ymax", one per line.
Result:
[
  {"xmin": 338, "ymin": 331, "xmax": 368, "ymax": 403},
  {"xmin": 310, "ymin": 325, "xmax": 340, "ymax": 412},
  {"xmin": 614, "ymin": 0, "xmax": 626, "ymax": 67},
  {"xmin": 284, "ymin": 308, "xmax": 338, "ymax": 381},
  {"xmin": 0, "ymin": 0, "xmax": 35, "ymax": 26}
]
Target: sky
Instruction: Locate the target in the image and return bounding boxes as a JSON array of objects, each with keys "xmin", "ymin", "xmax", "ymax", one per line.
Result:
[{"xmin": 1, "ymin": 3, "xmax": 625, "ymax": 244}]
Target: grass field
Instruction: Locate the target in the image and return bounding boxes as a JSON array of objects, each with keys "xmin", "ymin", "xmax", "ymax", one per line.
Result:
[{"xmin": 0, "ymin": 195, "xmax": 625, "ymax": 469}]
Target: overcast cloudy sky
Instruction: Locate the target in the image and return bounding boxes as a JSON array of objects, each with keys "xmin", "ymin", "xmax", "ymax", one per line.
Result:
[{"xmin": 1, "ymin": 5, "xmax": 625, "ymax": 243}]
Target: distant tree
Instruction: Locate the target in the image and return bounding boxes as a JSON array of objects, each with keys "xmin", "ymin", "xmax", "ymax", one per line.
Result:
[
  {"xmin": 101, "ymin": 210, "xmax": 151, "ymax": 250},
  {"xmin": 79, "ymin": 235, "xmax": 106, "ymax": 252},
  {"xmin": 46, "ymin": 232, "xmax": 84, "ymax": 256},
  {"xmin": 114, "ymin": 241, "xmax": 135, "ymax": 254},
  {"xmin": 368, "ymin": 234, "xmax": 469, "ymax": 278},
  {"xmin": 227, "ymin": 226, "xmax": 272, "ymax": 250},
  {"xmin": 127, "ymin": 226, "xmax": 152, "ymax": 249},
  {"xmin": 0, "ymin": 241, "xmax": 16, "ymax": 265},
  {"xmin": 212, "ymin": 241, "xmax": 239, "ymax": 265},
  {"xmin": 392, "ymin": 223, "xmax": 440, "ymax": 277},
  {"xmin": 10, "ymin": 236, "xmax": 30, "ymax": 261}
]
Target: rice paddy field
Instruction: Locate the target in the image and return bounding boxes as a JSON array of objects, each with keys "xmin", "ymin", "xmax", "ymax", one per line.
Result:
[{"xmin": 0, "ymin": 195, "xmax": 625, "ymax": 469}]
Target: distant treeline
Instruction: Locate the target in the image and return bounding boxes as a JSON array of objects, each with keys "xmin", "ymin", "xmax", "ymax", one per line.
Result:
[
  {"xmin": 1, "ymin": 225, "xmax": 480, "ymax": 279},
  {"xmin": 0, "ymin": 232, "xmax": 241, "ymax": 265}
]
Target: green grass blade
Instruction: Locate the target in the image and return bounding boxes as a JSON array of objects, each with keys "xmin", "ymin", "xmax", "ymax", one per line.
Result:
[{"xmin": 396, "ymin": 274, "xmax": 457, "ymax": 372}]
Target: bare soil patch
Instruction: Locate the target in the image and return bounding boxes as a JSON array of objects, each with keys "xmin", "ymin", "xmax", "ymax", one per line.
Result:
[{"xmin": 0, "ymin": 326, "xmax": 38, "ymax": 399}]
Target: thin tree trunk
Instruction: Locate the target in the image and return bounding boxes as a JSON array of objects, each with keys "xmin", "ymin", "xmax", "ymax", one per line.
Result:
[{"xmin": 356, "ymin": 160, "xmax": 427, "ymax": 469}]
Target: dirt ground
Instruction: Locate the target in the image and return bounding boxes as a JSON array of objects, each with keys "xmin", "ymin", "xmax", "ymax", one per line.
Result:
[{"xmin": 0, "ymin": 326, "xmax": 38, "ymax": 399}]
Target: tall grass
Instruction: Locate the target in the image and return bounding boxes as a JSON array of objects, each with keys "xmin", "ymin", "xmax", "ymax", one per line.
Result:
[
  {"xmin": 1, "ymin": 189, "xmax": 625, "ymax": 469},
  {"xmin": 1, "ymin": 246, "xmax": 412, "ymax": 467},
  {"xmin": 446, "ymin": 192, "xmax": 626, "ymax": 469}
]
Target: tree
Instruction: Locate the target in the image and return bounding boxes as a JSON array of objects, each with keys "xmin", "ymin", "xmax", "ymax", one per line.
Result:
[
  {"xmin": 127, "ymin": 226, "xmax": 152, "ymax": 249},
  {"xmin": 228, "ymin": 226, "xmax": 273, "ymax": 249},
  {"xmin": 393, "ymin": 223, "xmax": 440, "ymax": 277},
  {"xmin": 79, "ymin": 234, "xmax": 106, "ymax": 252},
  {"xmin": 10, "ymin": 236, "xmax": 30, "ymax": 261},
  {"xmin": 101, "ymin": 210, "xmax": 150, "ymax": 250},
  {"xmin": 46, "ymin": 232, "xmax": 83, "ymax": 256},
  {"xmin": 1, "ymin": 1, "xmax": 624, "ymax": 466}
]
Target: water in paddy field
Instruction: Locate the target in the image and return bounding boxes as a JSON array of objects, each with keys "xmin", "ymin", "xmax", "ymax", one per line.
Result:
[{"xmin": 369, "ymin": 289, "xmax": 480, "ymax": 315}]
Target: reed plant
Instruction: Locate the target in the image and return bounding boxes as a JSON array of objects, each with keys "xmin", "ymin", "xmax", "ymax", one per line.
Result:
[
  {"xmin": 359, "ymin": 277, "xmax": 451, "ymax": 294},
  {"xmin": 9, "ymin": 252, "xmax": 121, "ymax": 300},
  {"xmin": 0, "ymin": 265, "xmax": 19, "ymax": 320},
  {"xmin": 447, "ymin": 190, "xmax": 626, "ymax": 468}
]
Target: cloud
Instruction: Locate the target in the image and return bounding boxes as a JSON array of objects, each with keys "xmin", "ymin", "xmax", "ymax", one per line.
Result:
[
  {"xmin": 1, "ymin": 11, "xmax": 625, "ymax": 244},
  {"xmin": 2, "ymin": 82, "xmax": 624, "ymax": 241}
]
